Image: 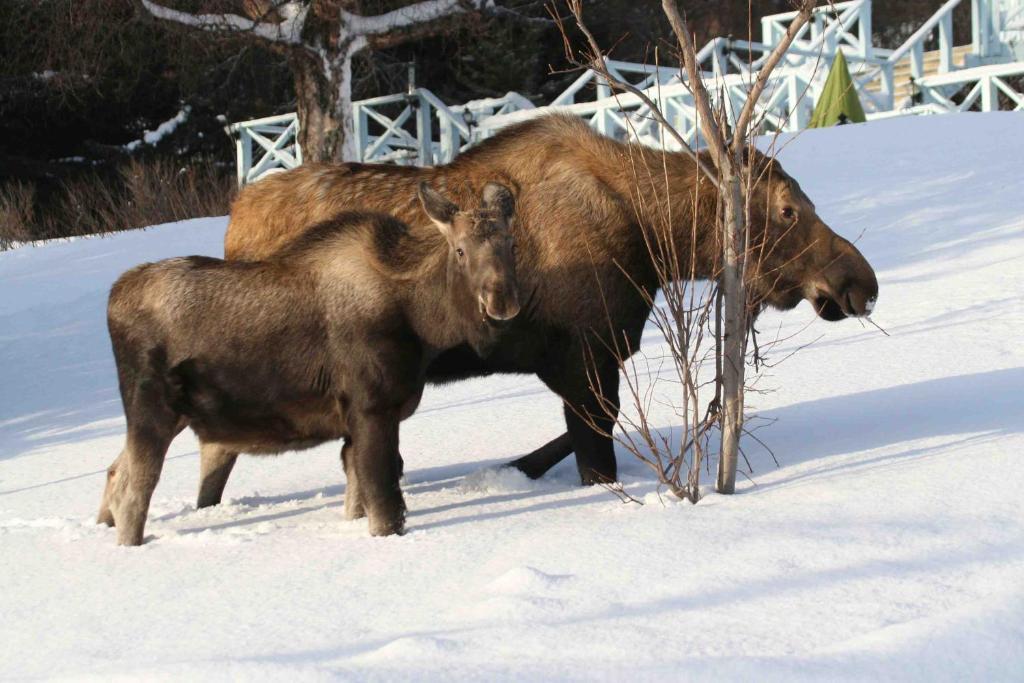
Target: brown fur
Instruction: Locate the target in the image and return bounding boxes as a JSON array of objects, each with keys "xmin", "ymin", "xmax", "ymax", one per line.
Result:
[
  {"xmin": 97, "ymin": 185, "xmax": 518, "ymax": 545},
  {"xmin": 224, "ymin": 114, "xmax": 879, "ymax": 484}
]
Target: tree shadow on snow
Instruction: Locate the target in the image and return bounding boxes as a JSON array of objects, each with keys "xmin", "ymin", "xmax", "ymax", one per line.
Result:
[{"xmin": 661, "ymin": 366, "xmax": 1024, "ymax": 492}]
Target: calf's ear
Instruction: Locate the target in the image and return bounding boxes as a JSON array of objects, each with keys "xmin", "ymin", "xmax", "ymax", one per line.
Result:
[
  {"xmin": 419, "ymin": 182, "xmax": 459, "ymax": 236},
  {"xmin": 482, "ymin": 182, "xmax": 515, "ymax": 223}
]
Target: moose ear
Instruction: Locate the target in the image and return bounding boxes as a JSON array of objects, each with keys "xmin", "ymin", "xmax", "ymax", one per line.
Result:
[
  {"xmin": 481, "ymin": 182, "xmax": 515, "ymax": 222},
  {"xmin": 418, "ymin": 182, "xmax": 459, "ymax": 235}
]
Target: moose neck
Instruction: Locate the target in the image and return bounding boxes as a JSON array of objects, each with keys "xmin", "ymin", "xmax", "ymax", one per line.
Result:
[
  {"xmin": 601, "ymin": 140, "xmax": 723, "ymax": 282},
  {"xmin": 402, "ymin": 236, "xmax": 492, "ymax": 356}
]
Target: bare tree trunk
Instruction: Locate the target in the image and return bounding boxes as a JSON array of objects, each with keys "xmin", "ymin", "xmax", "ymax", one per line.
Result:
[
  {"xmin": 291, "ymin": 49, "xmax": 358, "ymax": 162},
  {"xmin": 717, "ymin": 169, "xmax": 745, "ymax": 494},
  {"xmin": 138, "ymin": 0, "xmax": 503, "ymax": 164}
]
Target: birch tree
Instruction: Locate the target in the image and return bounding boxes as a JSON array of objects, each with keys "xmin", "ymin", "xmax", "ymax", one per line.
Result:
[
  {"xmin": 137, "ymin": 0, "xmax": 506, "ymax": 162},
  {"xmin": 562, "ymin": 0, "xmax": 815, "ymax": 497},
  {"xmin": 661, "ymin": 0, "xmax": 815, "ymax": 493}
]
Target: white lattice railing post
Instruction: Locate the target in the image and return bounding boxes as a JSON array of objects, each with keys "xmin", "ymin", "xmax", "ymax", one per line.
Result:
[
  {"xmin": 859, "ymin": 2, "xmax": 873, "ymax": 59},
  {"xmin": 911, "ymin": 42, "xmax": 925, "ymax": 79},
  {"xmin": 353, "ymin": 105, "xmax": 368, "ymax": 162},
  {"xmin": 974, "ymin": 0, "xmax": 991, "ymax": 56},
  {"xmin": 939, "ymin": 10, "xmax": 954, "ymax": 72},
  {"xmin": 415, "ymin": 90, "xmax": 433, "ymax": 166},
  {"xmin": 787, "ymin": 73, "xmax": 808, "ymax": 131},
  {"xmin": 235, "ymin": 134, "xmax": 251, "ymax": 187},
  {"xmin": 981, "ymin": 73, "xmax": 998, "ymax": 108}
]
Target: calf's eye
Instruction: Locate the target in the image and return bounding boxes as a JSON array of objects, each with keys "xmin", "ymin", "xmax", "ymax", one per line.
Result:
[
  {"xmin": 781, "ymin": 206, "xmax": 795, "ymax": 219},
  {"xmin": 456, "ymin": 247, "xmax": 465, "ymax": 258}
]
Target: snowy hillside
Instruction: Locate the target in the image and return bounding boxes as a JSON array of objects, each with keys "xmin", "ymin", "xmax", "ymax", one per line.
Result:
[{"xmin": 1, "ymin": 113, "xmax": 1022, "ymax": 680}]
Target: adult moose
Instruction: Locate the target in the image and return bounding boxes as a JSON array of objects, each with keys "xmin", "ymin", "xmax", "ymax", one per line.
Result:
[
  {"xmin": 225, "ymin": 113, "xmax": 878, "ymax": 490},
  {"xmin": 98, "ymin": 182, "xmax": 519, "ymax": 545}
]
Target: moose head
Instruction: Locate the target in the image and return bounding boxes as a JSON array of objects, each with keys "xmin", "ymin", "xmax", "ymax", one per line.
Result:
[
  {"xmin": 418, "ymin": 181, "xmax": 521, "ymax": 322},
  {"xmin": 742, "ymin": 152, "xmax": 878, "ymax": 321}
]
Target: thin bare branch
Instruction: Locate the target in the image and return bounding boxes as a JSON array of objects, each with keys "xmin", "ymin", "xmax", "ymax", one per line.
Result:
[
  {"xmin": 558, "ymin": 0, "xmax": 720, "ymax": 187},
  {"xmin": 660, "ymin": 0, "xmax": 728, "ymax": 168},
  {"xmin": 731, "ymin": 0, "xmax": 816, "ymax": 147}
]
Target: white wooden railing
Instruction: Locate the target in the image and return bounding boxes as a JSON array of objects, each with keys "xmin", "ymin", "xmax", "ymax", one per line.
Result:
[
  {"xmin": 917, "ymin": 60, "xmax": 1024, "ymax": 109},
  {"xmin": 224, "ymin": 113, "xmax": 301, "ymax": 186},
  {"xmin": 762, "ymin": 0, "xmax": 874, "ymax": 59},
  {"xmin": 228, "ymin": 0, "xmax": 1024, "ymax": 184}
]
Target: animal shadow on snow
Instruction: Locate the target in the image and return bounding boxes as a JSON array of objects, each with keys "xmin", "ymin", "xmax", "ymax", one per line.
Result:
[
  {"xmin": 159, "ymin": 367, "xmax": 1024, "ymax": 537},
  {"xmin": 171, "ymin": 455, "xmax": 584, "ymax": 536}
]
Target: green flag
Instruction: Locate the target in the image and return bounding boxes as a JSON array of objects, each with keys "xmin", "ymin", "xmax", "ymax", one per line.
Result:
[{"xmin": 808, "ymin": 50, "xmax": 866, "ymax": 128}]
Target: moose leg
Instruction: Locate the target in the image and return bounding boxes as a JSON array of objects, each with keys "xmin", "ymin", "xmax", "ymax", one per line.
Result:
[
  {"xmin": 97, "ymin": 451, "xmax": 124, "ymax": 527},
  {"xmin": 197, "ymin": 443, "xmax": 239, "ymax": 509},
  {"xmin": 341, "ymin": 438, "xmax": 366, "ymax": 521},
  {"xmin": 541, "ymin": 359, "xmax": 620, "ymax": 485},
  {"xmin": 104, "ymin": 424, "xmax": 175, "ymax": 546},
  {"xmin": 507, "ymin": 433, "xmax": 574, "ymax": 480},
  {"xmin": 350, "ymin": 411, "xmax": 405, "ymax": 536},
  {"xmin": 101, "ymin": 363, "xmax": 182, "ymax": 545}
]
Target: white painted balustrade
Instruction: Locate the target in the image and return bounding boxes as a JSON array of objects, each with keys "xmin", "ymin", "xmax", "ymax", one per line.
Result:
[{"xmin": 229, "ymin": 0, "xmax": 1024, "ymax": 184}]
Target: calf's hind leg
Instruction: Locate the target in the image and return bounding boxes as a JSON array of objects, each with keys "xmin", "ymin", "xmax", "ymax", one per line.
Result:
[
  {"xmin": 97, "ymin": 452, "xmax": 123, "ymax": 527},
  {"xmin": 197, "ymin": 443, "xmax": 239, "ymax": 508},
  {"xmin": 99, "ymin": 364, "xmax": 182, "ymax": 545},
  {"xmin": 103, "ymin": 425, "xmax": 176, "ymax": 545}
]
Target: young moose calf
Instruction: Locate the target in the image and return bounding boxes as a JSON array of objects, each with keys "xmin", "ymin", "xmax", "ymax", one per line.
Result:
[{"xmin": 98, "ymin": 182, "xmax": 519, "ymax": 545}]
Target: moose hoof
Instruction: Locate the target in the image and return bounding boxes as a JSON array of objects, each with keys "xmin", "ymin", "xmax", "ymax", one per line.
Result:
[
  {"xmin": 196, "ymin": 495, "xmax": 222, "ymax": 510},
  {"xmin": 580, "ymin": 468, "xmax": 617, "ymax": 487},
  {"xmin": 116, "ymin": 527, "xmax": 145, "ymax": 546},
  {"xmin": 368, "ymin": 515, "xmax": 405, "ymax": 537},
  {"xmin": 96, "ymin": 508, "xmax": 115, "ymax": 527},
  {"xmin": 343, "ymin": 505, "xmax": 366, "ymax": 521}
]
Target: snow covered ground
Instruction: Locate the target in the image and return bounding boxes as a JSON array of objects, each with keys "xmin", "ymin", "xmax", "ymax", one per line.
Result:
[{"xmin": 1, "ymin": 112, "xmax": 1022, "ymax": 680}]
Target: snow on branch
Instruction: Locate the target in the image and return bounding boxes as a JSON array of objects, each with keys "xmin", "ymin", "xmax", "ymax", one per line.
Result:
[
  {"xmin": 139, "ymin": 0, "xmax": 309, "ymax": 45},
  {"xmin": 123, "ymin": 106, "xmax": 191, "ymax": 152},
  {"xmin": 340, "ymin": 0, "xmax": 494, "ymax": 37}
]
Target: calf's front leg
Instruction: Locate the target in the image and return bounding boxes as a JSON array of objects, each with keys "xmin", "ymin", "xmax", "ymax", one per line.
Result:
[{"xmin": 349, "ymin": 410, "xmax": 405, "ymax": 536}]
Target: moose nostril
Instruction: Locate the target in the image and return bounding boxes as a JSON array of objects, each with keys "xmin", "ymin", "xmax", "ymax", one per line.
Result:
[
  {"xmin": 843, "ymin": 288, "xmax": 875, "ymax": 317},
  {"xmin": 485, "ymin": 291, "xmax": 521, "ymax": 321}
]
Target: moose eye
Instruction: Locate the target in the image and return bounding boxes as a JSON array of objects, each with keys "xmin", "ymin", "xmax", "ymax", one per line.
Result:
[
  {"xmin": 456, "ymin": 247, "xmax": 465, "ymax": 258},
  {"xmin": 781, "ymin": 206, "xmax": 796, "ymax": 220}
]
